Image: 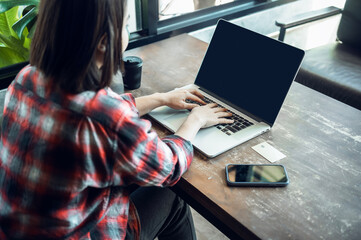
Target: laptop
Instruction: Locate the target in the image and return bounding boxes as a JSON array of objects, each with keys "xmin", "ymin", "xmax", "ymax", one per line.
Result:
[{"xmin": 149, "ymin": 19, "xmax": 304, "ymax": 158}]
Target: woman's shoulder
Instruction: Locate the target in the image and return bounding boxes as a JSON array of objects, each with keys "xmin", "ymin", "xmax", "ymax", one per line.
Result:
[
  {"xmin": 9, "ymin": 65, "xmax": 139, "ymax": 130},
  {"xmin": 13, "ymin": 65, "xmax": 38, "ymax": 88}
]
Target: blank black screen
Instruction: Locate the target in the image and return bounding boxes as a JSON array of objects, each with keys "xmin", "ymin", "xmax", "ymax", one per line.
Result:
[
  {"xmin": 195, "ymin": 20, "xmax": 304, "ymax": 125},
  {"xmin": 227, "ymin": 164, "xmax": 288, "ymax": 183}
]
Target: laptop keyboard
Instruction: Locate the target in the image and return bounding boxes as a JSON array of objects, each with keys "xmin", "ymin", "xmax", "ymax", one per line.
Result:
[{"xmin": 186, "ymin": 96, "xmax": 254, "ymax": 136}]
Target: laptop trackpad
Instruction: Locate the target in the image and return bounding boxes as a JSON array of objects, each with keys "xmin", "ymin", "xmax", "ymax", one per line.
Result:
[{"xmin": 165, "ymin": 111, "xmax": 189, "ymax": 130}]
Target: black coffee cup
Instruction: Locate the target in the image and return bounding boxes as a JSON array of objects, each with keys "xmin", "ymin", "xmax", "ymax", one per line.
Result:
[{"xmin": 123, "ymin": 56, "xmax": 143, "ymax": 90}]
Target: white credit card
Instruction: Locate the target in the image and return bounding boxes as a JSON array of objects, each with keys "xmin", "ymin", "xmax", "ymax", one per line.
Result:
[{"xmin": 252, "ymin": 142, "xmax": 286, "ymax": 163}]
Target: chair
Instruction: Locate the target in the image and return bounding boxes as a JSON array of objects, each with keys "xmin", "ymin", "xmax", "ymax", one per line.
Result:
[{"xmin": 275, "ymin": 0, "xmax": 361, "ymax": 110}]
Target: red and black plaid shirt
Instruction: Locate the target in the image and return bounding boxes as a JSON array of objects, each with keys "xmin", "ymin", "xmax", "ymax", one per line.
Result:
[{"xmin": 0, "ymin": 65, "xmax": 193, "ymax": 239}]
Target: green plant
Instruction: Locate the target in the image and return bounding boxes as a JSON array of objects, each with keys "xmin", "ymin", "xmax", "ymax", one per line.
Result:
[{"xmin": 0, "ymin": 0, "xmax": 39, "ymax": 68}]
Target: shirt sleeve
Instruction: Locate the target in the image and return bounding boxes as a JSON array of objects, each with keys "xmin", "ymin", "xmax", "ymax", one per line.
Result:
[{"xmin": 111, "ymin": 94, "xmax": 194, "ymax": 187}]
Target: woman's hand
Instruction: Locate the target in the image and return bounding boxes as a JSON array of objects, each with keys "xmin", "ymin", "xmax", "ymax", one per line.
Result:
[
  {"xmin": 163, "ymin": 89, "xmax": 206, "ymax": 110},
  {"xmin": 175, "ymin": 103, "xmax": 234, "ymax": 141},
  {"xmin": 189, "ymin": 103, "xmax": 234, "ymax": 128},
  {"xmin": 135, "ymin": 89, "xmax": 206, "ymax": 116}
]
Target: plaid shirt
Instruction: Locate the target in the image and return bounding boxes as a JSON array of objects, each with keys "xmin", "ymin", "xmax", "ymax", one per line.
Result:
[{"xmin": 0, "ymin": 65, "xmax": 193, "ymax": 239}]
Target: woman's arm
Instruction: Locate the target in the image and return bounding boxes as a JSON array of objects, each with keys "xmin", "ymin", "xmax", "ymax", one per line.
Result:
[
  {"xmin": 113, "ymin": 103, "xmax": 233, "ymax": 187},
  {"xmin": 134, "ymin": 93, "xmax": 164, "ymax": 116},
  {"xmin": 135, "ymin": 89, "xmax": 205, "ymax": 116},
  {"xmin": 135, "ymin": 93, "xmax": 164, "ymax": 116}
]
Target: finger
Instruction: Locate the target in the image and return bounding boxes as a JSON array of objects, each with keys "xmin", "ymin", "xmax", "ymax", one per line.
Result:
[
  {"xmin": 217, "ymin": 111, "xmax": 233, "ymax": 118},
  {"xmin": 217, "ymin": 118, "xmax": 234, "ymax": 124},
  {"xmin": 189, "ymin": 89, "xmax": 205, "ymax": 99},
  {"xmin": 186, "ymin": 92, "xmax": 206, "ymax": 105},
  {"xmin": 206, "ymin": 103, "xmax": 218, "ymax": 108},
  {"xmin": 184, "ymin": 103, "xmax": 200, "ymax": 109},
  {"xmin": 214, "ymin": 107, "xmax": 229, "ymax": 113}
]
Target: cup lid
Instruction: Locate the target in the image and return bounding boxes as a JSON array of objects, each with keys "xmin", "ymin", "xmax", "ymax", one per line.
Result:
[{"xmin": 123, "ymin": 56, "xmax": 143, "ymax": 67}]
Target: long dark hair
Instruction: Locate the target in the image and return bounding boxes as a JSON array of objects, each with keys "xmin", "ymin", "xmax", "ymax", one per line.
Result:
[{"xmin": 30, "ymin": 0, "xmax": 126, "ymax": 93}]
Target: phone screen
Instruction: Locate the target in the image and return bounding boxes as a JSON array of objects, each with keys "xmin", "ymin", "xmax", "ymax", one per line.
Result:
[{"xmin": 226, "ymin": 164, "xmax": 289, "ymax": 186}]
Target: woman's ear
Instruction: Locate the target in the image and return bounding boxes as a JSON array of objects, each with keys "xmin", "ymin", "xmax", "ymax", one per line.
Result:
[
  {"xmin": 97, "ymin": 35, "xmax": 107, "ymax": 53},
  {"xmin": 95, "ymin": 34, "xmax": 108, "ymax": 69}
]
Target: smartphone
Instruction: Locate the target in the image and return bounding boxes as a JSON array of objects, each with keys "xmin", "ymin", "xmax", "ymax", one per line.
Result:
[{"xmin": 225, "ymin": 164, "xmax": 289, "ymax": 187}]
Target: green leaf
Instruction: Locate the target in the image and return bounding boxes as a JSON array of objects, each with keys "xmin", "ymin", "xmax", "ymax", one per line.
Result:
[
  {"xmin": 13, "ymin": 6, "xmax": 36, "ymax": 39},
  {"xmin": 0, "ymin": 47, "xmax": 27, "ymax": 68},
  {"xmin": 22, "ymin": 36, "xmax": 31, "ymax": 49},
  {"xmin": 0, "ymin": 1, "xmax": 38, "ymax": 68},
  {"xmin": 21, "ymin": 27, "xmax": 31, "ymax": 49},
  {"xmin": 0, "ymin": 33, "xmax": 28, "ymax": 59},
  {"xmin": 27, "ymin": 21, "xmax": 35, "ymax": 38},
  {"xmin": 0, "ymin": 0, "xmax": 39, "ymax": 13},
  {"xmin": 0, "ymin": 6, "xmax": 19, "ymax": 38}
]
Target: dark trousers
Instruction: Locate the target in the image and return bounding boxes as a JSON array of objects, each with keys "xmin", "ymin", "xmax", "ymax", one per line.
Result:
[{"xmin": 127, "ymin": 187, "xmax": 196, "ymax": 240}]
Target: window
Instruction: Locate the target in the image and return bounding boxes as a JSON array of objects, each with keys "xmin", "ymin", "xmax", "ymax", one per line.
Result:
[
  {"xmin": 159, "ymin": 0, "xmax": 237, "ymax": 20},
  {"xmin": 128, "ymin": 0, "xmax": 142, "ymax": 33},
  {"xmin": 128, "ymin": 0, "xmax": 295, "ymax": 48}
]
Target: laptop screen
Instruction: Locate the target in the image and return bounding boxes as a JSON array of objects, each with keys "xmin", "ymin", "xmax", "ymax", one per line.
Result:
[{"xmin": 195, "ymin": 20, "xmax": 304, "ymax": 125}]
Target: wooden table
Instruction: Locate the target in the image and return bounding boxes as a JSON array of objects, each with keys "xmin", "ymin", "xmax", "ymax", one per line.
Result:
[
  {"xmin": 1, "ymin": 34, "xmax": 359, "ymax": 240},
  {"xmin": 125, "ymin": 34, "xmax": 361, "ymax": 240}
]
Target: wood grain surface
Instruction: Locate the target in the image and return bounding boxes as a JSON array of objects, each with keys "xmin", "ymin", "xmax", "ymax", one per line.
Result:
[{"xmin": 125, "ymin": 34, "xmax": 361, "ymax": 240}]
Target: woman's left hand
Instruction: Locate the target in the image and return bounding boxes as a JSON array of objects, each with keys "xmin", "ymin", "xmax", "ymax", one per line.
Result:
[{"xmin": 163, "ymin": 89, "xmax": 206, "ymax": 110}]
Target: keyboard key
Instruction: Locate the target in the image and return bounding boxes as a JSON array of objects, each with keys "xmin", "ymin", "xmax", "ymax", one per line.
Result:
[
  {"xmin": 226, "ymin": 126, "xmax": 237, "ymax": 133},
  {"xmin": 234, "ymin": 125, "xmax": 241, "ymax": 131}
]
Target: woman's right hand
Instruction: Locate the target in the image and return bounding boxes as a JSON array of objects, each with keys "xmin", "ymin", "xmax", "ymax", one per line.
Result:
[
  {"xmin": 175, "ymin": 103, "xmax": 234, "ymax": 141},
  {"xmin": 189, "ymin": 103, "xmax": 234, "ymax": 128}
]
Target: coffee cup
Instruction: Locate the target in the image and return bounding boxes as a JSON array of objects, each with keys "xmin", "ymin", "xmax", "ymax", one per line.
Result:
[{"xmin": 123, "ymin": 56, "xmax": 143, "ymax": 90}]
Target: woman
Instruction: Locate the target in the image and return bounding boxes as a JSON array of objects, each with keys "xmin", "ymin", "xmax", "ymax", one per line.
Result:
[{"xmin": 0, "ymin": 0, "xmax": 233, "ymax": 239}]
